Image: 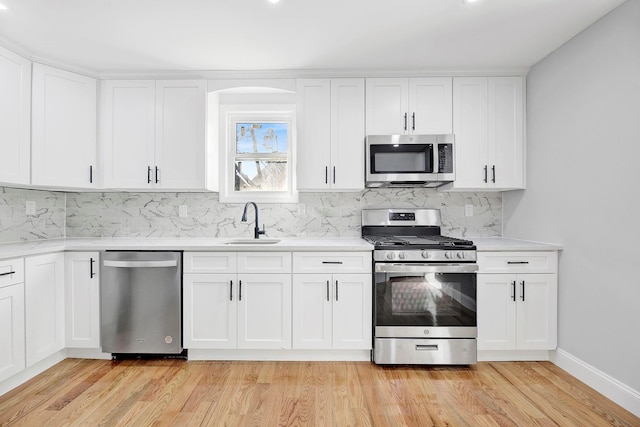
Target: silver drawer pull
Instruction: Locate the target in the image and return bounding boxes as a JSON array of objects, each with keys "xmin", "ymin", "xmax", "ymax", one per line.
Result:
[
  {"xmin": 103, "ymin": 260, "xmax": 177, "ymax": 268},
  {"xmin": 507, "ymin": 261, "xmax": 529, "ymax": 264},
  {"xmin": 415, "ymin": 344, "xmax": 439, "ymax": 351},
  {"xmin": 0, "ymin": 271, "xmax": 16, "ymax": 277},
  {"xmin": 322, "ymin": 261, "xmax": 343, "ymax": 264}
]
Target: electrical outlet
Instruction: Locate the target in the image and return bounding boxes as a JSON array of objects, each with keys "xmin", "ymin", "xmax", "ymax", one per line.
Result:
[
  {"xmin": 465, "ymin": 204, "xmax": 473, "ymax": 217},
  {"xmin": 26, "ymin": 201, "xmax": 36, "ymax": 215},
  {"xmin": 179, "ymin": 205, "xmax": 188, "ymax": 218}
]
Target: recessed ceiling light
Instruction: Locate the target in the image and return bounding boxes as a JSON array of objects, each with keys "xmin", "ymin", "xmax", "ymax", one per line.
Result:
[
  {"xmin": 0, "ymin": 3, "xmax": 8, "ymax": 11},
  {"xmin": 267, "ymin": 0, "xmax": 280, "ymax": 4},
  {"xmin": 463, "ymin": 0, "xmax": 479, "ymax": 3}
]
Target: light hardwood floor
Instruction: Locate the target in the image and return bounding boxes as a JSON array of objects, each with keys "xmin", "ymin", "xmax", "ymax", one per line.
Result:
[{"xmin": 0, "ymin": 359, "xmax": 637, "ymax": 426}]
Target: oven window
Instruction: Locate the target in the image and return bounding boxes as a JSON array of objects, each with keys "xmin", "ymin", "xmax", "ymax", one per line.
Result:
[
  {"xmin": 370, "ymin": 144, "xmax": 433, "ymax": 173},
  {"xmin": 375, "ymin": 272, "xmax": 476, "ymax": 327}
]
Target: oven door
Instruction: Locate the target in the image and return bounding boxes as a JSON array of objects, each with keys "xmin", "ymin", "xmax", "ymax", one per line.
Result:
[{"xmin": 374, "ymin": 263, "xmax": 477, "ymax": 339}]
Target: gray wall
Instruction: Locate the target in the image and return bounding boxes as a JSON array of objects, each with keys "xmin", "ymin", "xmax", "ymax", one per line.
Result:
[{"xmin": 503, "ymin": 0, "xmax": 640, "ymax": 391}]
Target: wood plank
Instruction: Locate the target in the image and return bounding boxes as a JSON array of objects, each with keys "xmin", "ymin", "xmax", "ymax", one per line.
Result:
[{"xmin": 0, "ymin": 359, "xmax": 638, "ymax": 426}]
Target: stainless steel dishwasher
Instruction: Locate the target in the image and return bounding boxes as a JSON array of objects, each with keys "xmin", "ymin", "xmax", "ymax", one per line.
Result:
[{"xmin": 100, "ymin": 251, "xmax": 183, "ymax": 355}]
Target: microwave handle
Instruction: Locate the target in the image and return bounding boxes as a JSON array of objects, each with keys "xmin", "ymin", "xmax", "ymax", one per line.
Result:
[{"xmin": 432, "ymin": 144, "xmax": 440, "ymax": 174}]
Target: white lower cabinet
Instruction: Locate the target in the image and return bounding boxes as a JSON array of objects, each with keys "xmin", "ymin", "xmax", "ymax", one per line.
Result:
[
  {"xmin": 64, "ymin": 252, "xmax": 100, "ymax": 348},
  {"xmin": 477, "ymin": 251, "xmax": 558, "ymax": 352},
  {"xmin": 237, "ymin": 274, "xmax": 291, "ymax": 349},
  {"xmin": 292, "ymin": 273, "xmax": 371, "ymax": 350},
  {"xmin": 292, "ymin": 252, "xmax": 372, "ymax": 350},
  {"xmin": 25, "ymin": 253, "xmax": 65, "ymax": 367},
  {"xmin": 0, "ymin": 257, "xmax": 25, "ymax": 383},
  {"xmin": 183, "ymin": 252, "xmax": 292, "ymax": 350}
]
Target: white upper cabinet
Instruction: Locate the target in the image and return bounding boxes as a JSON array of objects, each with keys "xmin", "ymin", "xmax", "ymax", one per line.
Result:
[
  {"xmin": 100, "ymin": 79, "xmax": 207, "ymax": 190},
  {"xmin": 31, "ymin": 64, "xmax": 97, "ymax": 189},
  {"xmin": 365, "ymin": 77, "xmax": 452, "ymax": 135},
  {"xmin": 442, "ymin": 76, "xmax": 524, "ymax": 191},
  {"xmin": 0, "ymin": 46, "xmax": 31, "ymax": 186},
  {"xmin": 100, "ymin": 80, "xmax": 156, "ymax": 188},
  {"xmin": 297, "ymin": 78, "xmax": 365, "ymax": 191}
]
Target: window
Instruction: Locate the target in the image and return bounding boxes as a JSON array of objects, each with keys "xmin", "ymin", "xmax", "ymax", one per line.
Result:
[{"xmin": 220, "ymin": 107, "xmax": 297, "ymax": 203}]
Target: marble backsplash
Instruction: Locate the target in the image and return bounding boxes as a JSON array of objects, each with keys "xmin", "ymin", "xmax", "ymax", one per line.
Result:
[
  {"xmin": 65, "ymin": 189, "xmax": 502, "ymax": 239},
  {"xmin": 0, "ymin": 187, "xmax": 502, "ymax": 243},
  {"xmin": 0, "ymin": 187, "xmax": 66, "ymax": 243}
]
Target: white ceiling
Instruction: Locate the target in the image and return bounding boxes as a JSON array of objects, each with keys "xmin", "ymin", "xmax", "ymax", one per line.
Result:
[{"xmin": 0, "ymin": 0, "xmax": 627, "ymax": 75}]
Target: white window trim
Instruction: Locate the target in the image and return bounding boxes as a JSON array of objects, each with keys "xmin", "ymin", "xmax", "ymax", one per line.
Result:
[{"xmin": 219, "ymin": 104, "xmax": 297, "ymax": 203}]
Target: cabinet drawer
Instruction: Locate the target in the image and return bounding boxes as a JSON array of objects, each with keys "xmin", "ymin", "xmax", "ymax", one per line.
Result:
[
  {"xmin": 292, "ymin": 252, "xmax": 372, "ymax": 274},
  {"xmin": 184, "ymin": 252, "xmax": 237, "ymax": 273},
  {"xmin": 0, "ymin": 258, "xmax": 25, "ymax": 288},
  {"xmin": 238, "ymin": 252, "xmax": 291, "ymax": 274},
  {"xmin": 477, "ymin": 251, "xmax": 557, "ymax": 274}
]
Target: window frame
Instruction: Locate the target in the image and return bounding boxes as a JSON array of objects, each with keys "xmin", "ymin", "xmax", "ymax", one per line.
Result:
[{"xmin": 219, "ymin": 105, "xmax": 297, "ymax": 203}]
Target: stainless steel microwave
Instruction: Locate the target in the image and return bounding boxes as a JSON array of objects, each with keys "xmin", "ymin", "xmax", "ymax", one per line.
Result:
[{"xmin": 365, "ymin": 134, "xmax": 455, "ymax": 188}]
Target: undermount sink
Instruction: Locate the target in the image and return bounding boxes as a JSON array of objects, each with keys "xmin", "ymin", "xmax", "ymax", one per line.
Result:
[{"xmin": 224, "ymin": 239, "xmax": 281, "ymax": 245}]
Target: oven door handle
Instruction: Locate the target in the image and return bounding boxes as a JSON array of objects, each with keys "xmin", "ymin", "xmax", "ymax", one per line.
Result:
[{"xmin": 375, "ymin": 263, "xmax": 478, "ymax": 274}]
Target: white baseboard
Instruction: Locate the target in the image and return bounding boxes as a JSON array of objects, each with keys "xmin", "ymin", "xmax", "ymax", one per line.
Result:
[
  {"xmin": 0, "ymin": 350, "xmax": 67, "ymax": 396},
  {"xmin": 478, "ymin": 349, "xmax": 550, "ymax": 361},
  {"xmin": 551, "ymin": 348, "xmax": 640, "ymax": 418},
  {"xmin": 188, "ymin": 349, "xmax": 371, "ymax": 362},
  {"xmin": 66, "ymin": 348, "xmax": 111, "ymax": 360}
]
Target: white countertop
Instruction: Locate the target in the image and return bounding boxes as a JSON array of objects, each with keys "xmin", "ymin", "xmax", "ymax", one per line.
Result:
[
  {"xmin": 0, "ymin": 237, "xmax": 374, "ymax": 259},
  {"xmin": 0, "ymin": 236, "xmax": 562, "ymax": 260},
  {"xmin": 471, "ymin": 237, "xmax": 563, "ymax": 252}
]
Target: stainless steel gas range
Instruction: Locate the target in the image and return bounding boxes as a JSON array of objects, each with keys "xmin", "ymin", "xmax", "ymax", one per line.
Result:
[{"xmin": 362, "ymin": 208, "xmax": 478, "ymax": 365}]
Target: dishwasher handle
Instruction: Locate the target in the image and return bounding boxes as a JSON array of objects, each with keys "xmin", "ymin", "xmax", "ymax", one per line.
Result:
[{"xmin": 103, "ymin": 260, "xmax": 178, "ymax": 268}]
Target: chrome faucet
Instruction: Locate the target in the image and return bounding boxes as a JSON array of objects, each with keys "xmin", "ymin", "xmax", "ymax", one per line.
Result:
[{"xmin": 241, "ymin": 202, "xmax": 266, "ymax": 239}]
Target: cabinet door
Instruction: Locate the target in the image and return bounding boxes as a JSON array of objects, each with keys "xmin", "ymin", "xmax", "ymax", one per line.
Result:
[
  {"xmin": 25, "ymin": 253, "xmax": 65, "ymax": 366},
  {"xmin": 330, "ymin": 79, "xmax": 365, "ymax": 190},
  {"xmin": 155, "ymin": 80, "xmax": 206, "ymax": 189},
  {"xmin": 65, "ymin": 252, "xmax": 100, "ymax": 348},
  {"xmin": 477, "ymin": 274, "xmax": 517, "ymax": 350},
  {"xmin": 451, "ymin": 77, "xmax": 488, "ymax": 189},
  {"xmin": 0, "ymin": 283, "xmax": 25, "ymax": 383},
  {"xmin": 488, "ymin": 77, "xmax": 524, "ymax": 189},
  {"xmin": 332, "ymin": 274, "xmax": 372, "ymax": 349},
  {"xmin": 516, "ymin": 274, "xmax": 557, "ymax": 350},
  {"xmin": 31, "ymin": 64, "xmax": 97, "ymax": 188},
  {"xmin": 100, "ymin": 80, "xmax": 156, "ymax": 189},
  {"xmin": 0, "ymin": 46, "xmax": 31, "ymax": 185},
  {"xmin": 296, "ymin": 79, "xmax": 331, "ymax": 190},
  {"xmin": 365, "ymin": 78, "xmax": 409, "ymax": 135},
  {"xmin": 237, "ymin": 274, "xmax": 291, "ymax": 349},
  {"xmin": 408, "ymin": 77, "xmax": 453, "ymax": 134},
  {"xmin": 292, "ymin": 274, "xmax": 332, "ymax": 349},
  {"xmin": 183, "ymin": 273, "xmax": 237, "ymax": 349}
]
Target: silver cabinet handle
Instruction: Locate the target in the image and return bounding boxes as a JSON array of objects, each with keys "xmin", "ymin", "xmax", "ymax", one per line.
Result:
[
  {"xmin": 335, "ymin": 280, "xmax": 339, "ymax": 301},
  {"xmin": 103, "ymin": 260, "xmax": 177, "ymax": 268},
  {"xmin": 322, "ymin": 261, "xmax": 343, "ymax": 265},
  {"xmin": 326, "ymin": 280, "xmax": 330, "ymax": 302},
  {"xmin": 507, "ymin": 261, "xmax": 529, "ymax": 265}
]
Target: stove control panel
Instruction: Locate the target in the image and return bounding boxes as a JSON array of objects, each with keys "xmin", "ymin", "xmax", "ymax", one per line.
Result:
[{"xmin": 376, "ymin": 250, "xmax": 477, "ymax": 263}]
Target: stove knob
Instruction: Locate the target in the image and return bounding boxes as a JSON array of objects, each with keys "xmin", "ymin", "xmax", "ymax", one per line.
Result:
[
  {"xmin": 398, "ymin": 252, "xmax": 405, "ymax": 260},
  {"xmin": 457, "ymin": 252, "xmax": 464, "ymax": 259},
  {"xmin": 445, "ymin": 251, "xmax": 452, "ymax": 259},
  {"xmin": 386, "ymin": 252, "xmax": 395, "ymax": 260},
  {"xmin": 421, "ymin": 250, "xmax": 431, "ymax": 259}
]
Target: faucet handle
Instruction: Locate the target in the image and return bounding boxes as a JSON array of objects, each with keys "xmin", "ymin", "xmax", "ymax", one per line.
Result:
[{"xmin": 259, "ymin": 224, "xmax": 266, "ymax": 235}]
